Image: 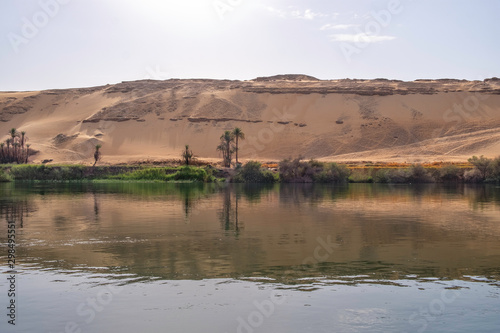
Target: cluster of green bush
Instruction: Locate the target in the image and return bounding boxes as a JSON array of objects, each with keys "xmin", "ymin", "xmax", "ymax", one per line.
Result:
[
  {"xmin": 0, "ymin": 169, "xmax": 12, "ymax": 182},
  {"xmin": 465, "ymin": 155, "xmax": 500, "ymax": 183},
  {"xmin": 9, "ymin": 165, "xmax": 87, "ymax": 181},
  {"xmin": 351, "ymin": 156, "xmax": 500, "ymax": 184},
  {"xmin": 373, "ymin": 164, "xmax": 435, "ymax": 183},
  {"xmin": 232, "ymin": 161, "xmax": 278, "ymax": 183},
  {"xmin": 1, "ymin": 156, "xmax": 499, "ymax": 184},
  {"xmin": 278, "ymin": 158, "xmax": 350, "ymax": 183},
  {"xmin": 1, "ymin": 165, "xmax": 216, "ymax": 183},
  {"xmin": 114, "ymin": 166, "xmax": 216, "ymax": 182}
]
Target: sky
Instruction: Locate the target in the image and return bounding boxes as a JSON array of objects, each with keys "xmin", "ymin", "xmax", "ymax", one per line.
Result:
[{"xmin": 0, "ymin": 0, "xmax": 499, "ymax": 91}]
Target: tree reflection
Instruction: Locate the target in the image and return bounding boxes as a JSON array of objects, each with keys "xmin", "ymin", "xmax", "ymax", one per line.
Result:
[
  {"xmin": 180, "ymin": 183, "xmax": 217, "ymax": 219},
  {"xmin": 218, "ymin": 185, "xmax": 240, "ymax": 233},
  {"xmin": 1, "ymin": 182, "xmax": 500, "ymax": 283},
  {"xmin": 93, "ymin": 190, "xmax": 100, "ymax": 222},
  {"xmin": 240, "ymin": 184, "xmax": 275, "ymax": 202},
  {"xmin": 0, "ymin": 196, "xmax": 37, "ymax": 228},
  {"xmin": 278, "ymin": 183, "xmax": 350, "ymax": 205}
]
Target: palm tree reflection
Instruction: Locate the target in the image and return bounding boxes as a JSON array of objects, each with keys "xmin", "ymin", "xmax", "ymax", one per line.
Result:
[
  {"xmin": 219, "ymin": 186, "xmax": 240, "ymax": 234},
  {"xmin": 0, "ymin": 197, "xmax": 36, "ymax": 228}
]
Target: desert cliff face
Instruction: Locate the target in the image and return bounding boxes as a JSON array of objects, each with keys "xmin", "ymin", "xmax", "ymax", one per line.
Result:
[{"xmin": 1, "ymin": 75, "xmax": 500, "ymax": 164}]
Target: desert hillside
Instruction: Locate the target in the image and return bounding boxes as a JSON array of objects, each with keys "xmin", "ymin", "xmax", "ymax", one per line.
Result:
[{"xmin": 1, "ymin": 75, "xmax": 500, "ymax": 164}]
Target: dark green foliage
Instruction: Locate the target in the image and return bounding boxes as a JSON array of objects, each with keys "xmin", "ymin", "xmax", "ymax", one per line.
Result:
[
  {"xmin": 279, "ymin": 158, "xmax": 349, "ymax": 183},
  {"xmin": 487, "ymin": 157, "xmax": 500, "ymax": 181},
  {"xmin": 348, "ymin": 169, "xmax": 373, "ymax": 183},
  {"xmin": 468, "ymin": 155, "xmax": 491, "ymax": 180},
  {"xmin": 8, "ymin": 165, "xmax": 140, "ymax": 181},
  {"xmin": 0, "ymin": 169, "xmax": 12, "ymax": 182},
  {"xmin": 314, "ymin": 163, "xmax": 351, "ymax": 183},
  {"xmin": 279, "ymin": 157, "xmax": 317, "ymax": 183},
  {"xmin": 3, "ymin": 165, "xmax": 214, "ymax": 182},
  {"xmin": 0, "ymin": 128, "xmax": 30, "ymax": 164},
  {"xmin": 308, "ymin": 159, "xmax": 324, "ymax": 168},
  {"xmin": 10, "ymin": 165, "xmax": 86, "ymax": 181},
  {"xmin": 374, "ymin": 165, "xmax": 434, "ymax": 183},
  {"xmin": 439, "ymin": 165, "xmax": 463, "ymax": 182},
  {"xmin": 168, "ymin": 166, "xmax": 211, "ymax": 182},
  {"xmin": 464, "ymin": 169, "xmax": 483, "ymax": 183},
  {"xmin": 407, "ymin": 164, "xmax": 435, "ymax": 183},
  {"xmin": 373, "ymin": 169, "xmax": 406, "ymax": 183},
  {"xmin": 232, "ymin": 161, "xmax": 277, "ymax": 183}
]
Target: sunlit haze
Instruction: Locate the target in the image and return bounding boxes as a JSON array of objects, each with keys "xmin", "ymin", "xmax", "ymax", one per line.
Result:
[{"xmin": 1, "ymin": 0, "xmax": 499, "ymax": 91}]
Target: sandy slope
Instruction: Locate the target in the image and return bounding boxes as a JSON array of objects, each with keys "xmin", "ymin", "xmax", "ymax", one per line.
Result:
[{"xmin": 1, "ymin": 76, "xmax": 499, "ymax": 164}]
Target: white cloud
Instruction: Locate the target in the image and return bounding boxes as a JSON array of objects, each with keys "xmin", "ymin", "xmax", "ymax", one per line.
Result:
[
  {"xmin": 329, "ymin": 33, "xmax": 396, "ymax": 43},
  {"xmin": 303, "ymin": 9, "xmax": 326, "ymax": 20},
  {"xmin": 320, "ymin": 24, "xmax": 359, "ymax": 31},
  {"xmin": 265, "ymin": 7, "xmax": 327, "ymax": 20},
  {"xmin": 265, "ymin": 6, "xmax": 287, "ymax": 19}
]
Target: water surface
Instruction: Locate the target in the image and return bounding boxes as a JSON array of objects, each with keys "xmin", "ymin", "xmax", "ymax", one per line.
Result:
[{"xmin": 1, "ymin": 183, "xmax": 499, "ymax": 332}]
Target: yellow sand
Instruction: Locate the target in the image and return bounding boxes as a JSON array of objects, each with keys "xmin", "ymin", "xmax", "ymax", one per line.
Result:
[{"xmin": 1, "ymin": 77, "xmax": 499, "ymax": 164}]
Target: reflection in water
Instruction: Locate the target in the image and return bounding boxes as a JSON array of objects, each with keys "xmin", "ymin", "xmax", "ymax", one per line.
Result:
[
  {"xmin": 0, "ymin": 185, "xmax": 37, "ymax": 228},
  {"xmin": 93, "ymin": 191, "xmax": 100, "ymax": 221},
  {"xmin": 1, "ymin": 182, "xmax": 499, "ymax": 333},
  {"xmin": 218, "ymin": 186, "xmax": 241, "ymax": 233},
  {"xmin": 0, "ymin": 182, "xmax": 499, "ymax": 284}
]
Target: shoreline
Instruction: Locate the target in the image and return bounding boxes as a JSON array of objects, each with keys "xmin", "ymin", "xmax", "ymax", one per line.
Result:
[{"xmin": 1, "ymin": 159, "xmax": 498, "ymax": 184}]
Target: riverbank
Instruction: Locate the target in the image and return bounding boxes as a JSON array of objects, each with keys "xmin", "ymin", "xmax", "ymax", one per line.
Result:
[
  {"xmin": 1, "ymin": 157, "xmax": 499, "ymax": 184},
  {"xmin": 0, "ymin": 164, "xmax": 221, "ymax": 183}
]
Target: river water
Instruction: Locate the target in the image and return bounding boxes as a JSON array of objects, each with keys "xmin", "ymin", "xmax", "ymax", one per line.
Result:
[{"xmin": 1, "ymin": 183, "xmax": 499, "ymax": 332}]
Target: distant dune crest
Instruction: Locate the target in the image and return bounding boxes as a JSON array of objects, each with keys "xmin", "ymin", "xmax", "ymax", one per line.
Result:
[{"xmin": 254, "ymin": 74, "xmax": 320, "ymax": 82}]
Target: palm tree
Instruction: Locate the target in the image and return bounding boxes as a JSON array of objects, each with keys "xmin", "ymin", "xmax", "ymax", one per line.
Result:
[
  {"xmin": 6, "ymin": 138, "xmax": 11, "ymax": 155},
  {"xmin": 13, "ymin": 142, "xmax": 19, "ymax": 162},
  {"xmin": 93, "ymin": 144, "xmax": 102, "ymax": 166},
  {"xmin": 25, "ymin": 144, "xmax": 31, "ymax": 163},
  {"xmin": 232, "ymin": 128, "xmax": 245, "ymax": 165},
  {"xmin": 20, "ymin": 131, "xmax": 27, "ymax": 149},
  {"xmin": 10, "ymin": 128, "xmax": 19, "ymax": 140},
  {"xmin": 1, "ymin": 128, "xmax": 30, "ymax": 164},
  {"xmin": 181, "ymin": 145, "xmax": 193, "ymax": 166},
  {"xmin": 220, "ymin": 131, "xmax": 235, "ymax": 167},
  {"xmin": 216, "ymin": 142, "xmax": 228, "ymax": 166}
]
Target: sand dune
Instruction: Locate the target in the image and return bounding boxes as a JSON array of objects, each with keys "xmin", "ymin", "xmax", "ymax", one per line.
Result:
[{"xmin": 1, "ymin": 75, "xmax": 499, "ymax": 164}]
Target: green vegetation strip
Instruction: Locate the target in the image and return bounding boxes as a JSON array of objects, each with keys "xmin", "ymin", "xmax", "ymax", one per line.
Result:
[{"xmin": 1, "ymin": 155, "xmax": 499, "ymax": 184}]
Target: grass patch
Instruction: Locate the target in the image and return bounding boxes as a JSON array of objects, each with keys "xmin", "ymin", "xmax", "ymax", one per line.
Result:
[
  {"xmin": 114, "ymin": 166, "xmax": 214, "ymax": 182},
  {"xmin": 167, "ymin": 166, "xmax": 213, "ymax": 182},
  {"xmin": 114, "ymin": 168, "xmax": 172, "ymax": 181},
  {"xmin": 0, "ymin": 169, "xmax": 12, "ymax": 182},
  {"xmin": 9, "ymin": 164, "xmax": 86, "ymax": 181}
]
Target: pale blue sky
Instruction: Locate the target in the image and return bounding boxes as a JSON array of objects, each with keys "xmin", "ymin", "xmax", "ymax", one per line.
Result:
[{"xmin": 1, "ymin": 0, "xmax": 499, "ymax": 91}]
